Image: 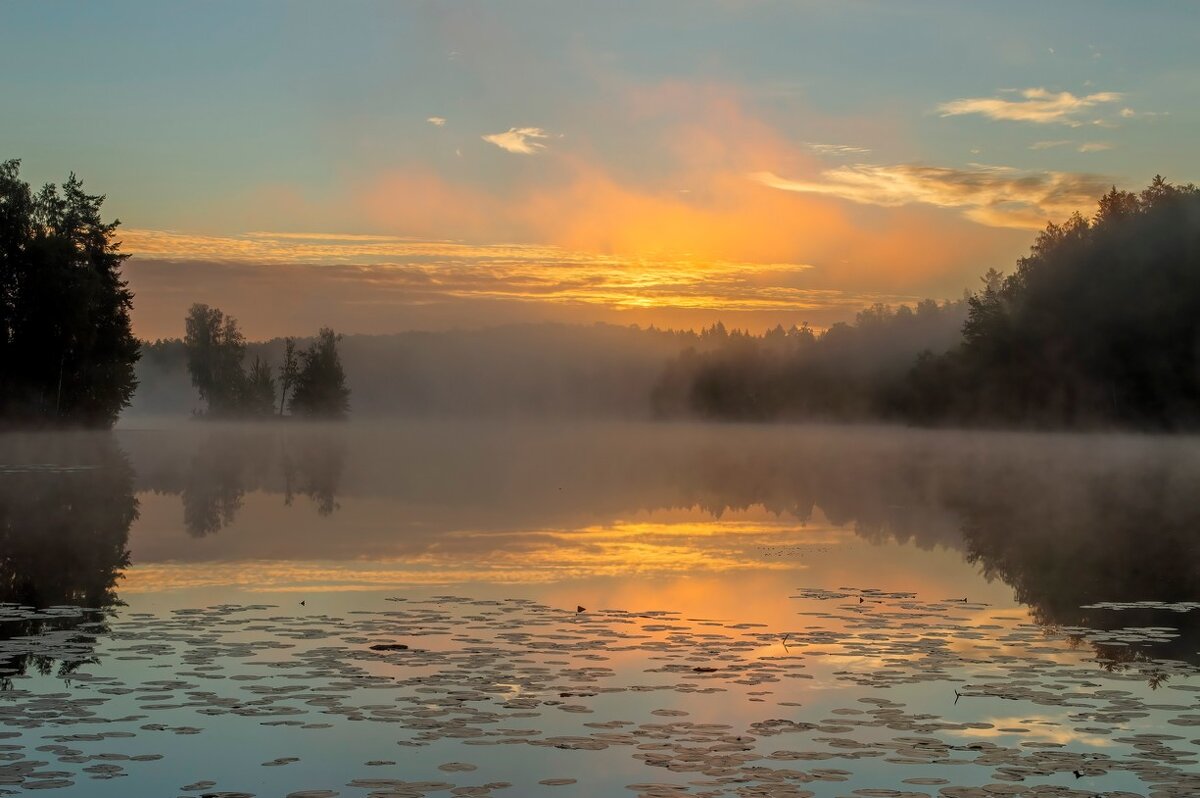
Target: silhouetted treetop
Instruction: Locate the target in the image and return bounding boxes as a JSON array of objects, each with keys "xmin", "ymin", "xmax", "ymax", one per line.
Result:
[
  {"xmin": 289, "ymin": 328, "xmax": 350, "ymax": 419},
  {"xmin": 916, "ymin": 176, "xmax": 1200, "ymax": 428},
  {"xmin": 0, "ymin": 159, "xmax": 139, "ymax": 427}
]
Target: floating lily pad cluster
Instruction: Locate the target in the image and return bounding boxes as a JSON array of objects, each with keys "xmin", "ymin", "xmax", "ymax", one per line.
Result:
[{"xmin": 1, "ymin": 590, "xmax": 1199, "ymax": 797}]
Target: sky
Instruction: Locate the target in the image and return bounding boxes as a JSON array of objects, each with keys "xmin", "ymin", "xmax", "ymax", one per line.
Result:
[{"xmin": 2, "ymin": 1, "xmax": 1197, "ymax": 339}]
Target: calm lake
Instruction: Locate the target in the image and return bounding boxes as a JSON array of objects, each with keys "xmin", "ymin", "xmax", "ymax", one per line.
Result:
[{"xmin": 2, "ymin": 421, "xmax": 1199, "ymax": 798}]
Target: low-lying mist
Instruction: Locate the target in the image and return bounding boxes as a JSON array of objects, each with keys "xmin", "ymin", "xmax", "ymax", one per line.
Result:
[{"xmin": 133, "ymin": 323, "xmax": 694, "ymax": 420}]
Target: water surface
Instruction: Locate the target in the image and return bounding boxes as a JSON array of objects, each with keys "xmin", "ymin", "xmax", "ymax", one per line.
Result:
[{"xmin": 2, "ymin": 422, "xmax": 1199, "ymax": 797}]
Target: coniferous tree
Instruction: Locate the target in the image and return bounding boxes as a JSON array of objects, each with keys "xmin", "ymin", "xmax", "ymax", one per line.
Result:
[{"xmin": 0, "ymin": 159, "xmax": 139, "ymax": 426}]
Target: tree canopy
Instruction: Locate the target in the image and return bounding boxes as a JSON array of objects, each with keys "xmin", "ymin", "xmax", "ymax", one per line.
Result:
[
  {"xmin": 289, "ymin": 328, "xmax": 351, "ymax": 419},
  {"xmin": 0, "ymin": 159, "xmax": 139, "ymax": 427},
  {"xmin": 184, "ymin": 303, "xmax": 249, "ymax": 416},
  {"xmin": 902, "ymin": 176, "xmax": 1200, "ymax": 428}
]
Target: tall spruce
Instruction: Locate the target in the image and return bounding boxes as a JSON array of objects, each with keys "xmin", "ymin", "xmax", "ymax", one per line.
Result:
[{"xmin": 0, "ymin": 159, "xmax": 139, "ymax": 427}]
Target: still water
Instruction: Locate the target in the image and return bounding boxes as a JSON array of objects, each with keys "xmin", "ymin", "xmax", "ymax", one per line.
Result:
[{"xmin": 2, "ymin": 421, "xmax": 1199, "ymax": 797}]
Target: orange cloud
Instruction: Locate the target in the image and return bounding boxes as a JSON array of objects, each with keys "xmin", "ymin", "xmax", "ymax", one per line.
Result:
[{"xmin": 755, "ymin": 163, "xmax": 1111, "ymax": 230}]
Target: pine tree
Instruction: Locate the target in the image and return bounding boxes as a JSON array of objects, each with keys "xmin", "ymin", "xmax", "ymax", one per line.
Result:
[{"xmin": 0, "ymin": 160, "xmax": 139, "ymax": 427}]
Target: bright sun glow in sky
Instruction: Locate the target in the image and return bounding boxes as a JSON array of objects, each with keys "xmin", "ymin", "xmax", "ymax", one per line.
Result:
[{"xmin": 3, "ymin": 1, "xmax": 1196, "ymax": 338}]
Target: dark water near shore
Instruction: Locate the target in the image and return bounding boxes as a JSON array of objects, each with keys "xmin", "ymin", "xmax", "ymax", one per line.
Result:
[{"xmin": 2, "ymin": 422, "xmax": 1199, "ymax": 797}]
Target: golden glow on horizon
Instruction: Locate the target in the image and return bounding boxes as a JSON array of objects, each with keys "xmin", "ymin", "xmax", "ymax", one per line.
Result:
[{"xmin": 121, "ymin": 228, "xmax": 922, "ymax": 314}]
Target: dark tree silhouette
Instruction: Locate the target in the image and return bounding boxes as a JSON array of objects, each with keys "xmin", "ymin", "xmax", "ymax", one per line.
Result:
[
  {"xmin": 244, "ymin": 356, "xmax": 277, "ymax": 417},
  {"xmin": 289, "ymin": 327, "xmax": 350, "ymax": 419},
  {"xmin": 277, "ymin": 337, "xmax": 299, "ymax": 416},
  {"xmin": 0, "ymin": 160, "xmax": 139, "ymax": 427},
  {"xmin": 183, "ymin": 303, "xmax": 250, "ymax": 416},
  {"xmin": 903, "ymin": 176, "xmax": 1200, "ymax": 428}
]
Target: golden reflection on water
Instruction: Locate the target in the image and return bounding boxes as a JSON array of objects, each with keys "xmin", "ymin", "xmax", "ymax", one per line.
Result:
[{"xmin": 123, "ymin": 496, "xmax": 1020, "ymax": 646}]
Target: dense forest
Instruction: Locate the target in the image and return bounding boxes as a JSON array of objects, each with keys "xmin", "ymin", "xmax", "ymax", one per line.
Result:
[
  {"xmin": 654, "ymin": 177, "xmax": 1200, "ymax": 429},
  {"xmin": 902, "ymin": 177, "xmax": 1200, "ymax": 428}
]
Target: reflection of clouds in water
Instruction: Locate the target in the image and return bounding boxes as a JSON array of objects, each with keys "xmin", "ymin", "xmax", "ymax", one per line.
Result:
[{"xmin": 953, "ymin": 715, "xmax": 1116, "ymax": 747}]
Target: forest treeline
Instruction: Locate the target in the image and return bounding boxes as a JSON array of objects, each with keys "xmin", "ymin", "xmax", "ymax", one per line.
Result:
[
  {"xmin": 651, "ymin": 300, "xmax": 967, "ymax": 420},
  {"xmin": 653, "ymin": 177, "xmax": 1200, "ymax": 429}
]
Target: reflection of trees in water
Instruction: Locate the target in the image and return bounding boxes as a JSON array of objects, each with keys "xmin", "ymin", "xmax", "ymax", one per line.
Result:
[
  {"xmin": 283, "ymin": 435, "xmax": 344, "ymax": 516},
  {"xmin": 157, "ymin": 429, "xmax": 345, "ymax": 536},
  {"xmin": 0, "ymin": 433, "xmax": 136, "ymax": 682},
  {"xmin": 666, "ymin": 436, "xmax": 1200, "ymax": 670},
  {"xmin": 181, "ymin": 433, "xmax": 268, "ymax": 536},
  {"xmin": 656, "ymin": 438, "xmax": 969, "ymax": 551},
  {"xmin": 150, "ymin": 427, "xmax": 1200, "ymax": 672},
  {"xmin": 949, "ymin": 455, "xmax": 1200, "ymax": 668}
]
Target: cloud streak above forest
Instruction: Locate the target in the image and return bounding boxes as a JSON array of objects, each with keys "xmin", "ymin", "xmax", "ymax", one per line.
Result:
[
  {"xmin": 753, "ymin": 164, "xmax": 1111, "ymax": 229},
  {"xmin": 122, "ymin": 233, "xmax": 923, "ymax": 339}
]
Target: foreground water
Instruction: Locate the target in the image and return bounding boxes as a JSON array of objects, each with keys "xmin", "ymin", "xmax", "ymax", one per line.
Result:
[{"xmin": 2, "ymin": 422, "xmax": 1200, "ymax": 797}]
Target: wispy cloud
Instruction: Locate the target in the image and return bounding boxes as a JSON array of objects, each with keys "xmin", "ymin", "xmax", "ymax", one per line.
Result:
[
  {"xmin": 426, "ymin": 116, "xmax": 446, "ymax": 126},
  {"xmin": 1119, "ymin": 107, "xmax": 1166, "ymax": 120},
  {"xmin": 1030, "ymin": 140, "xmax": 1114, "ymax": 153},
  {"xmin": 752, "ymin": 163, "xmax": 1110, "ymax": 229},
  {"xmin": 482, "ymin": 126, "xmax": 551, "ymax": 154},
  {"xmin": 805, "ymin": 142, "xmax": 871, "ymax": 156},
  {"xmin": 938, "ymin": 88, "xmax": 1123, "ymax": 126}
]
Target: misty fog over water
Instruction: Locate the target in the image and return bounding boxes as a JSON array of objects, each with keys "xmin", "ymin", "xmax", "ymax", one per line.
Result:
[
  {"xmin": 4, "ymin": 421, "xmax": 1200, "ymax": 797},
  {"xmin": 6, "ymin": 420, "xmax": 1200, "ymax": 637}
]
